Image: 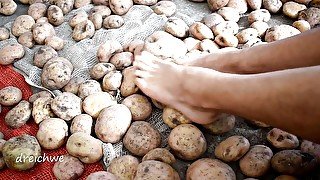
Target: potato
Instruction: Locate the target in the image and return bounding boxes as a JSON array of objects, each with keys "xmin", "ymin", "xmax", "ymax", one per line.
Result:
[
  {"xmin": 32, "ymin": 22, "xmax": 56, "ymax": 44},
  {"xmin": 125, "ymin": 39, "xmax": 144, "ymax": 53},
  {"xmin": 53, "ymin": 154, "xmax": 84, "ymax": 180},
  {"xmin": 0, "ymin": 156, "xmax": 5, "ymax": 170},
  {"xmin": 109, "ymin": 0, "xmax": 133, "ymax": 15},
  {"xmin": 207, "ymin": 0, "xmax": 229, "ymax": 11},
  {"xmin": 0, "ymin": 0, "xmax": 17, "ymax": 15},
  {"xmin": 89, "ymin": 13, "xmax": 103, "ymax": 30},
  {"xmin": 135, "ymin": 160, "xmax": 180, "ymax": 180},
  {"xmin": 202, "ymin": 13, "xmax": 225, "ymax": 28},
  {"xmin": 239, "ymin": 145, "xmax": 273, "ymax": 177},
  {"xmin": 227, "ymin": 0, "xmax": 247, "ymax": 14},
  {"xmin": 5, "ymin": 100, "xmax": 32, "ymax": 129},
  {"xmin": 271, "ymin": 150, "xmax": 317, "ymax": 175},
  {"xmin": 63, "ymin": 77, "xmax": 85, "ymax": 95},
  {"xmin": 69, "ymin": 10, "xmax": 88, "ymax": 28},
  {"xmin": 217, "ymin": 7, "xmax": 240, "ymax": 22},
  {"xmin": 87, "ymin": 171, "xmax": 117, "ymax": 180},
  {"xmin": 164, "ymin": 17, "xmax": 189, "ymax": 38},
  {"xmin": 123, "ymin": 121, "xmax": 161, "ymax": 156},
  {"xmin": 236, "ymin": 28, "xmax": 259, "ymax": 44},
  {"xmin": 162, "ymin": 107, "xmax": 191, "ymax": 128},
  {"xmin": 267, "ymin": 128, "xmax": 299, "ymax": 149},
  {"xmin": 51, "ymin": 92, "xmax": 82, "ymax": 121},
  {"xmin": 275, "ymin": 175, "xmax": 298, "ymax": 180},
  {"xmin": 19, "ymin": 0, "xmax": 29, "ymax": 4},
  {"xmin": 72, "ymin": 20, "xmax": 95, "ymax": 41},
  {"xmin": 32, "ymin": 97, "xmax": 55, "ymax": 124},
  {"xmin": 184, "ymin": 37, "xmax": 200, "ymax": 52},
  {"xmin": 310, "ymin": 0, "xmax": 320, "ymax": 7},
  {"xmin": 55, "ymin": 0, "xmax": 75, "ymax": 14},
  {"xmin": 29, "ymin": 0, "xmax": 47, "ymax": 4},
  {"xmin": 90, "ymin": 63, "xmax": 115, "ymax": 80},
  {"xmin": 109, "ymin": 52, "xmax": 133, "ymax": 70},
  {"xmin": 300, "ymin": 140, "xmax": 320, "ymax": 162},
  {"xmin": 0, "ymin": 86, "xmax": 22, "ymax": 106},
  {"xmin": 102, "ymin": 71, "xmax": 123, "ymax": 91},
  {"xmin": 28, "ymin": 3, "xmax": 47, "ymax": 20},
  {"xmin": 298, "ymin": 7, "xmax": 320, "ymax": 28},
  {"xmin": 248, "ymin": 9, "xmax": 271, "ymax": 24},
  {"xmin": 92, "ymin": 0, "xmax": 108, "ymax": 5},
  {"xmin": 0, "ymin": 43, "xmax": 25, "ymax": 65},
  {"xmin": 89, "ymin": 5, "xmax": 111, "ymax": 18},
  {"xmin": 70, "ymin": 114, "xmax": 93, "ymax": 134},
  {"xmin": 78, "ymin": 80, "xmax": 102, "ymax": 99},
  {"xmin": 83, "ymin": 92, "xmax": 117, "ymax": 118},
  {"xmin": 120, "ymin": 67, "xmax": 139, "ymax": 97},
  {"xmin": 36, "ymin": 118, "xmax": 68, "ymax": 149},
  {"xmin": 45, "ymin": 36, "xmax": 64, "ymax": 51},
  {"xmin": 47, "ymin": 5, "xmax": 64, "ymax": 26},
  {"xmin": 0, "ymin": 27, "xmax": 9, "ymax": 41},
  {"xmin": 247, "ymin": 0, "xmax": 262, "ymax": 10},
  {"xmin": 107, "ymin": 155, "xmax": 139, "ymax": 180},
  {"xmin": 215, "ymin": 136, "xmax": 250, "ymax": 162},
  {"xmin": 142, "ymin": 148, "xmax": 176, "ymax": 165},
  {"xmin": 186, "ymin": 158, "xmax": 236, "ymax": 180},
  {"xmin": 41, "ymin": 57, "xmax": 73, "ymax": 90},
  {"xmin": 74, "ymin": 0, "xmax": 91, "ymax": 8},
  {"xmin": 103, "ymin": 15, "xmax": 124, "ymax": 29},
  {"xmin": 292, "ymin": 20, "xmax": 311, "ymax": 32},
  {"xmin": 122, "ymin": 94, "xmax": 152, "ymax": 121},
  {"xmin": 97, "ymin": 40, "xmax": 123, "ymax": 62},
  {"xmin": 283, "ymin": 1, "xmax": 306, "ymax": 19},
  {"xmin": 263, "ymin": 0, "xmax": 282, "ymax": 13},
  {"xmin": 18, "ymin": 31, "xmax": 35, "ymax": 48},
  {"xmin": 154, "ymin": 1, "xmax": 176, "ymax": 17},
  {"xmin": 2, "ymin": 134, "xmax": 41, "ymax": 171},
  {"xmin": 36, "ymin": 17, "xmax": 49, "ymax": 23},
  {"xmin": 250, "ymin": 21, "xmax": 269, "ymax": 37},
  {"xmin": 133, "ymin": 0, "xmax": 157, "ymax": 5},
  {"xmin": 168, "ymin": 124, "xmax": 206, "ymax": 160},
  {"xmin": 242, "ymin": 38, "xmax": 263, "ymax": 48},
  {"xmin": 212, "ymin": 20, "xmax": 239, "ymax": 36},
  {"xmin": 66, "ymin": 132, "xmax": 103, "ymax": 163},
  {"xmin": 265, "ymin": 25, "xmax": 300, "ymax": 42},
  {"xmin": 33, "ymin": 46, "xmax": 58, "ymax": 68},
  {"xmin": 189, "ymin": 22, "xmax": 214, "ymax": 40},
  {"xmin": 203, "ymin": 114, "xmax": 235, "ymax": 134},
  {"xmin": 215, "ymin": 33, "xmax": 238, "ymax": 47}
]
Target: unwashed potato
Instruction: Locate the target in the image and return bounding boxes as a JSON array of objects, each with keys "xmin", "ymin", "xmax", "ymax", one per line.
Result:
[
  {"xmin": 89, "ymin": 5, "xmax": 111, "ymax": 18},
  {"xmin": 102, "ymin": 71, "xmax": 123, "ymax": 91},
  {"xmin": 51, "ymin": 92, "xmax": 82, "ymax": 121},
  {"xmin": 37, "ymin": 17, "xmax": 48, "ymax": 23},
  {"xmin": 125, "ymin": 39, "xmax": 144, "ymax": 53},
  {"xmin": 55, "ymin": 0, "xmax": 75, "ymax": 14},
  {"xmin": 97, "ymin": 40, "xmax": 123, "ymax": 62},
  {"xmin": 153, "ymin": 1, "xmax": 177, "ymax": 17},
  {"xmin": 207, "ymin": 0, "xmax": 229, "ymax": 11},
  {"xmin": 134, "ymin": 0, "xmax": 157, "ymax": 5},
  {"xmin": 123, "ymin": 121, "xmax": 161, "ymax": 156},
  {"xmin": 28, "ymin": 3, "xmax": 47, "ymax": 20},
  {"xmin": 69, "ymin": 10, "xmax": 88, "ymax": 28},
  {"xmin": 63, "ymin": 77, "xmax": 85, "ymax": 95},
  {"xmin": 120, "ymin": 66, "xmax": 139, "ymax": 97},
  {"xmin": 168, "ymin": 124, "xmax": 207, "ymax": 160},
  {"xmin": 248, "ymin": 9, "xmax": 271, "ymax": 24},
  {"xmin": 310, "ymin": 0, "xmax": 320, "ymax": 7},
  {"xmin": 265, "ymin": 25, "xmax": 300, "ymax": 42},
  {"xmin": 122, "ymin": 94, "xmax": 152, "ymax": 121},
  {"xmin": 72, "ymin": 20, "xmax": 95, "ymax": 41},
  {"xmin": 90, "ymin": 63, "xmax": 115, "ymax": 80},
  {"xmin": 70, "ymin": 114, "xmax": 93, "ymax": 134},
  {"xmin": 89, "ymin": 13, "xmax": 103, "ymax": 30},
  {"xmin": 33, "ymin": 46, "xmax": 58, "ymax": 68},
  {"xmin": 217, "ymin": 7, "xmax": 240, "ymax": 22},
  {"xmin": 45, "ymin": 36, "xmax": 64, "ymax": 50},
  {"xmin": 0, "ymin": 27, "xmax": 10, "ymax": 40},
  {"xmin": 0, "ymin": 0, "xmax": 17, "ymax": 15},
  {"xmin": 283, "ymin": 1, "xmax": 306, "ymax": 19},
  {"xmin": 5, "ymin": 100, "xmax": 32, "ymax": 129},
  {"xmin": 162, "ymin": 107, "xmax": 192, "ymax": 128},
  {"xmin": 184, "ymin": 37, "xmax": 201, "ymax": 52},
  {"xmin": 0, "ymin": 156, "xmax": 5, "ymax": 170},
  {"xmin": 53, "ymin": 154, "xmax": 84, "ymax": 180},
  {"xmin": 135, "ymin": 160, "xmax": 180, "ymax": 180},
  {"xmin": 186, "ymin": 158, "xmax": 236, "ymax": 180},
  {"xmin": 109, "ymin": 0, "xmax": 133, "ymax": 15},
  {"xmin": 36, "ymin": 118, "xmax": 68, "ymax": 149},
  {"xmin": 87, "ymin": 171, "xmax": 117, "ymax": 180},
  {"xmin": 212, "ymin": 20, "xmax": 239, "ymax": 36},
  {"xmin": 236, "ymin": 28, "xmax": 259, "ymax": 44},
  {"xmin": 74, "ymin": 0, "xmax": 91, "ymax": 8},
  {"xmin": 247, "ymin": 0, "xmax": 262, "ymax": 10},
  {"xmin": 203, "ymin": 114, "xmax": 236, "ymax": 134},
  {"xmin": 215, "ymin": 33, "xmax": 238, "ymax": 47},
  {"xmin": 263, "ymin": 0, "xmax": 282, "ymax": 13},
  {"xmin": 18, "ymin": 31, "xmax": 35, "ymax": 48},
  {"xmin": 300, "ymin": 140, "xmax": 320, "ymax": 162},
  {"xmin": 292, "ymin": 20, "xmax": 311, "ymax": 32},
  {"xmin": 298, "ymin": 7, "xmax": 320, "ymax": 28},
  {"xmin": 142, "ymin": 148, "xmax": 176, "ymax": 165},
  {"xmin": 202, "ymin": 13, "xmax": 225, "ymax": 29},
  {"xmin": 83, "ymin": 92, "xmax": 117, "ymax": 118},
  {"xmin": 227, "ymin": 0, "xmax": 247, "ymax": 14},
  {"xmin": 78, "ymin": 80, "xmax": 102, "ymax": 99},
  {"xmin": 32, "ymin": 97, "xmax": 55, "ymax": 124},
  {"xmin": 164, "ymin": 17, "xmax": 189, "ymax": 38},
  {"xmin": 250, "ymin": 21, "xmax": 269, "ymax": 37},
  {"xmin": 275, "ymin": 175, "xmax": 298, "ymax": 180},
  {"xmin": 215, "ymin": 136, "xmax": 250, "ymax": 162},
  {"xmin": 103, "ymin": 15, "xmax": 124, "ymax": 29},
  {"xmin": 110, "ymin": 52, "xmax": 133, "ymax": 70},
  {"xmin": 92, "ymin": 0, "xmax": 109, "ymax": 5},
  {"xmin": 2, "ymin": 134, "xmax": 41, "ymax": 171},
  {"xmin": 47, "ymin": 5, "xmax": 64, "ymax": 26},
  {"xmin": 0, "ymin": 43, "xmax": 25, "ymax": 65},
  {"xmin": 12, "ymin": 15, "xmax": 35, "ymax": 37},
  {"xmin": 32, "ymin": 22, "xmax": 56, "ymax": 44},
  {"xmin": 239, "ymin": 145, "xmax": 273, "ymax": 177},
  {"xmin": 66, "ymin": 132, "xmax": 103, "ymax": 163},
  {"xmin": 107, "ymin": 155, "xmax": 139, "ymax": 180},
  {"xmin": 189, "ymin": 22, "xmax": 214, "ymax": 40},
  {"xmin": 271, "ymin": 150, "xmax": 317, "ymax": 175},
  {"xmin": 267, "ymin": 128, "xmax": 299, "ymax": 149},
  {"xmin": 0, "ymin": 86, "xmax": 22, "ymax": 106}
]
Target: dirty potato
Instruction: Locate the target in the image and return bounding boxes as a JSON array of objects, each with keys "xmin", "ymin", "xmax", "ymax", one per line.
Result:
[
  {"xmin": 184, "ymin": 37, "xmax": 201, "ymax": 52},
  {"xmin": 207, "ymin": 0, "xmax": 229, "ymax": 11},
  {"xmin": 122, "ymin": 94, "xmax": 152, "ymax": 121},
  {"xmin": 72, "ymin": 20, "xmax": 95, "ymax": 41},
  {"xmin": 217, "ymin": 7, "xmax": 240, "ymax": 22},
  {"xmin": 45, "ymin": 36, "xmax": 64, "ymax": 50},
  {"xmin": 32, "ymin": 97, "xmax": 55, "ymax": 124},
  {"xmin": 55, "ymin": 0, "xmax": 75, "ymax": 14},
  {"xmin": 51, "ymin": 92, "xmax": 82, "ymax": 121},
  {"xmin": 12, "ymin": 15, "xmax": 35, "ymax": 37},
  {"xmin": 89, "ymin": 13, "xmax": 103, "ymax": 30},
  {"xmin": 74, "ymin": 0, "xmax": 91, "ymax": 8},
  {"xmin": 203, "ymin": 114, "xmax": 236, "ymax": 134},
  {"xmin": 227, "ymin": 0, "xmax": 247, "ymax": 14},
  {"xmin": 103, "ymin": 15, "xmax": 124, "ymax": 29},
  {"xmin": 18, "ymin": 31, "xmax": 35, "ymax": 48},
  {"xmin": 215, "ymin": 136, "xmax": 250, "ymax": 162},
  {"xmin": 0, "ymin": 86, "xmax": 22, "ymax": 106},
  {"xmin": 202, "ymin": 13, "xmax": 225, "ymax": 28},
  {"xmin": 162, "ymin": 107, "xmax": 192, "ymax": 128},
  {"xmin": 267, "ymin": 128, "xmax": 299, "ymax": 149},
  {"xmin": 63, "ymin": 77, "xmax": 85, "ymax": 95},
  {"xmin": 298, "ymin": 7, "xmax": 320, "ymax": 28},
  {"xmin": 263, "ymin": 0, "xmax": 282, "ymax": 13},
  {"xmin": 0, "ymin": 0, "xmax": 17, "ymax": 15},
  {"xmin": 89, "ymin": 5, "xmax": 111, "ymax": 18},
  {"xmin": 236, "ymin": 28, "xmax": 259, "ymax": 44},
  {"xmin": 86, "ymin": 171, "xmax": 117, "ymax": 180},
  {"xmin": 154, "ymin": 1, "xmax": 177, "ymax": 17},
  {"xmin": 90, "ymin": 63, "xmax": 115, "ymax": 80},
  {"xmin": 110, "ymin": 52, "xmax": 133, "ymax": 70},
  {"xmin": 120, "ymin": 66, "xmax": 139, "ymax": 97},
  {"xmin": 32, "ymin": 22, "xmax": 56, "ymax": 44},
  {"xmin": 164, "ymin": 17, "xmax": 189, "ymax": 38},
  {"xmin": 83, "ymin": 92, "xmax": 117, "ymax": 118},
  {"xmin": 53, "ymin": 154, "xmax": 84, "ymax": 180},
  {"xmin": 283, "ymin": 1, "xmax": 306, "ymax": 19},
  {"xmin": 200, "ymin": 39, "xmax": 220, "ymax": 53},
  {"xmin": 250, "ymin": 21, "xmax": 269, "ymax": 37},
  {"xmin": 97, "ymin": 40, "xmax": 123, "ymax": 62},
  {"xmin": 134, "ymin": 0, "xmax": 157, "ymax": 5},
  {"xmin": 135, "ymin": 160, "xmax": 180, "ymax": 180},
  {"xmin": 36, "ymin": 17, "xmax": 48, "ymax": 23},
  {"xmin": 109, "ymin": 0, "xmax": 133, "ymax": 15},
  {"xmin": 5, "ymin": 100, "xmax": 32, "ymax": 129},
  {"xmin": 69, "ymin": 10, "xmax": 88, "ymax": 28},
  {"xmin": 274, "ymin": 175, "xmax": 298, "ymax": 180},
  {"xmin": 189, "ymin": 22, "xmax": 214, "ymax": 40},
  {"xmin": 142, "ymin": 148, "xmax": 176, "ymax": 165},
  {"xmin": 265, "ymin": 25, "xmax": 300, "ymax": 42},
  {"xmin": 28, "ymin": 3, "xmax": 47, "ymax": 20},
  {"xmin": 212, "ymin": 20, "xmax": 239, "ymax": 35},
  {"xmin": 102, "ymin": 71, "xmax": 123, "ymax": 91},
  {"xmin": 215, "ymin": 33, "xmax": 238, "ymax": 47},
  {"xmin": 248, "ymin": 9, "xmax": 271, "ymax": 24},
  {"xmin": 70, "ymin": 114, "xmax": 93, "ymax": 134},
  {"xmin": 300, "ymin": 140, "xmax": 320, "ymax": 162},
  {"xmin": 125, "ymin": 39, "xmax": 144, "ymax": 53},
  {"xmin": 47, "ymin": 5, "xmax": 64, "ymax": 26},
  {"xmin": 78, "ymin": 80, "xmax": 102, "ymax": 99},
  {"xmin": 247, "ymin": 0, "xmax": 262, "ymax": 10},
  {"xmin": 292, "ymin": 20, "xmax": 311, "ymax": 32},
  {"xmin": 34, "ymin": 46, "xmax": 58, "ymax": 68},
  {"xmin": 0, "ymin": 27, "xmax": 10, "ymax": 40},
  {"xmin": 107, "ymin": 155, "xmax": 139, "ymax": 180},
  {"xmin": 0, "ymin": 43, "xmax": 25, "ymax": 65}
]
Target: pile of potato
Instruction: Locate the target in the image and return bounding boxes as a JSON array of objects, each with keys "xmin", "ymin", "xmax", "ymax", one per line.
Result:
[{"xmin": 1, "ymin": 0, "xmax": 320, "ymax": 179}]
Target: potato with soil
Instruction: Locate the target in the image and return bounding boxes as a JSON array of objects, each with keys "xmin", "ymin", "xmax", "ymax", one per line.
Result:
[
  {"xmin": 28, "ymin": 3, "xmax": 47, "ymax": 20},
  {"xmin": 248, "ymin": 9, "xmax": 271, "ymax": 24},
  {"xmin": 107, "ymin": 155, "xmax": 139, "ymax": 180},
  {"xmin": 90, "ymin": 63, "xmax": 115, "ymax": 80},
  {"xmin": 122, "ymin": 94, "xmax": 152, "ymax": 121},
  {"xmin": 34, "ymin": 46, "xmax": 58, "ymax": 68},
  {"xmin": 36, "ymin": 118, "xmax": 68, "ymax": 149},
  {"xmin": 239, "ymin": 145, "xmax": 273, "ymax": 177},
  {"xmin": 250, "ymin": 21, "xmax": 269, "ymax": 37},
  {"xmin": 200, "ymin": 39, "xmax": 220, "ymax": 53},
  {"xmin": 102, "ymin": 71, "xmax": 122, "ymax": 91},
  {"xmin": 32, "ymin": 22, "xmax": 56, "ymax": 44},
  {"xmin": 37, "ymin": 17, "xmax": 48, "ymax": 23},
  {"xmin": 215, "ymin": 33, "xmax": 238, "ymax": 47},
  {"xmin": 271, "ymin": 150, "xmax": 317, "ymax": 175},
  {"xmin": 186, "ymin": 158, "xmax": 236, "ymax": 180},
  {"xmin": 164, "ymin": 17, "xmax": 189, "ymax": 38},
  {"xmin": 74, "ymin": 0, "xmax": 91, "ymax": 8},
  {"xmin": 217, "ymin": 7, "xmax": 240, "ymax": 22},
  {"xmin": 55, "ymin": 0, "xmax": 75, "ymax": 14},
  {"xmin": 142, "ymin": 148, "xmax": 176, "ymax": 165},
  {"xmin": 247, "ymin": 0, "xmax": 262, "ymax": 10},
  {"xmin": 184, "ymin": 37, "xmax": 201, "ymax": 52},
  {"xmin": 135, "ymin": 160, "xmax": 180, "ymax": 180},
  {"xmin": 47, "ymin": 5, "xmax": 64, "ymax": 26},
  {"xmin": 292, "ymin": 20, "xmax": 311, "ymax": 32},
  {"xmin": 72, "ymin": 20, "xmax": 95, "ymax": 41},
  {"xmin": 267, "ymin": 128, "xmax": 299, "ymax": 149},
  {"xmin": 120, "ymin": 66, "xmax": 139, "ymax": 97},
  {"xmin": 236, "ymin": 28, "xmax": 259, "ymax": 44},
  {"xmin": 227, "ymin": 0, "xmax": 247, "ymax": 14},
  {"xmin": 274, "ymin": 175, "xmax": 298, "ymax": 180},
  {"xmin": 203, "ymin": 114, "xmax": 235, "ymax": 134},
  {"xmin": 125, "ymin": 39, "xmax": 144, "ymax": 52},
  {"xmin": 70, "ymin": 114, "xmax": 93, "ymax": 134},
  {"xmin": 300, "ymin": 140, "xmax": 320, "ymax": 161},
  {"xmin": 0, "ymin": 156, "xmax": 5, "ymax": 170},
  {"xmin": 53, "ymin": 154, "xmax": 84, "ymax": 180},
  {"xmin": 51, "ymin": 92, "xmax": 82, "ymax": 121},
  {"xmin": 109, "ymin": 0, "xmax": 133, "ymax": 15},
  {"xmin": 207, "ymin": 0, "xmax": 229, "ymax": 11},
  {"xmin": 0, "ymin": 0, "xmax": 17, "ymax": 15},
  {"xmin": 83, "ymin": 92, "xmax": 117, "ymax": 118},
  {"xmin": 0, "ymin": 43, "xmax": 25, "ymax": 65},
  {"xmin": 66, "ymin": 132, "xmax": 103, "ymax": 163},
  {"xmin": 32, "ymin": 97, "xmax": 55, "ymax": 124},
  {"xmin": 202, "ymin": 13, "xmax": 225, "ymax": 28},
  {"xmin": 92, "ymin": 0, "xmax": 109, "ymax": 5},
  {"xmin": 110, "ymin": 52, "xmax": 133, "ymax": 70},
  {"xmin": 18, "ymin": 31, "xmax": 35, "ymax": 48},
  {"xmin": 311, "ymin": 0, "xmax": 320, "ymax": 7},
  {"xmin": 11, "ymin": 15, "xmax": 35, "ymax": 37},
  {"xmin": 103, "ymin": 15, "xmax": 124, "ymax": 29},
  {"xmin": 154, "ymin": 1, "xmax": 176, "ymax": 17},
  {"xmin": 78, "ymin": 80, "xmax": 102, "ymax": 99},
  {"xmin": 215, "ymin": 136, "xmax": 250, "ymax": 162},
  {"xmin": 189, "ymin": 22, "xmax": 214, "ymax": 40},
  {"xmin": 283, "ymin": 1, "xmax": 306, "ymax": 19},
  {"xmin": 162, "ymin": 107, "xmax": 191, "ymax": 128},
  {"xmin": 0, "ymin": 86, "xmax": 22, "ymax": 106},
  {"xmin": 5, "ymin": 100, "xmax": 32, "ymax": 129},
  {"xmin": 63, "ymin": 77, "xmax": 85, "ymax": 95},
  {"xmin": 89, "ymin": 13, "xmax": 103, "ymax": 30},
  {"xmin": 97, "ymin": 40, "xmax": 123, "ymax": 63},
  {"xmin": 69, "ymin": 10, "xmax": 88, "ymax": 28},
  {"xmin": 87, "ymin": 171, "xmax": 117, "ymax": 180},
  {"xmin": 2, "ymin": 134, "xmax": 41, "ymax": 171},
  {"xmin": 133, "ymin": 0, "xmax": 157, "ymax": 5},
  {"xmin": 45, "ymin": 36, "xmax": 64, "ymax": 51},
  {"xmin": 123, "ymin": 121, "xmax": 161, "ymax": 156},
  {"xmin": 263, "ymin": 0, "xmax": 282, "ymax": 13},
  {"xmin": 265, "ymin": 25, "xmax": 300, "ymax": 42},
  {"xmin": 298, "ymin": 7, "xmax": 320, "ymax": 28},
  {"xmin": 89, "ymin": 5, "xmax": 111, "ymax": 18},
  {"xmin": 168, "ymin": 124, "xmax": 207, "ymax": 160},
  {"xmin": 212, "ymin": 20, "xmax": 239, "ymax": 35},
  {"xmin": 0, "ymin": 27, "xmax": 9, "ymax": 40}
]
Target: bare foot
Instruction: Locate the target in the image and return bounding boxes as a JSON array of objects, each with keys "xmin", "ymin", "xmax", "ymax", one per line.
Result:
[{"xmin": 133, "ymin": 51, "xmax": 219, "ymax": 124}]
